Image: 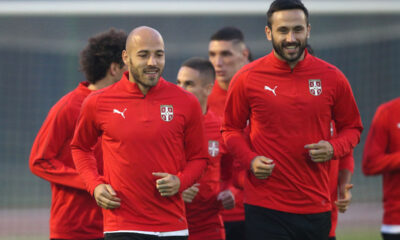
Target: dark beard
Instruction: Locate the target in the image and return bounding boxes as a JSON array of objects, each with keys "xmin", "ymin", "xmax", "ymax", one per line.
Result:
[{"xmin": 272, "ymin": 35, "xmax": 307, "ymax": 63}]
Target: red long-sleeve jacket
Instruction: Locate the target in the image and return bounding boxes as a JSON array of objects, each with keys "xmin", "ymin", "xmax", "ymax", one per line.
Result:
[
  {"xmin": 222, "ymin": 51, "xmax": 363, "ymax": 214},
  {"xmin": 208, "ymin": 80, "xmax": 245, "ymax": 222},
  {"xmin": 29, "ymin": 82, "xmax": 103, "ymax": 239},
  {"xmin": 71, "ymin": 73, "xmax": 208, "ymax": 233},
  {"xmin": 363, "ymin": 98, "xmax": 400, "ymax": 225},
  {"xmin": 185, "ymin": 110, "xmax": 225, "ymax": 240}
]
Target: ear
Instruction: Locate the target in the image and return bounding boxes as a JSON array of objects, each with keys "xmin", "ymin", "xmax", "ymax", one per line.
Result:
[
  {"xmin": 122, "ymin": 50, "xmax": 129, "ymax": 66},
  {"xmin": 204, "ymin": 83, "xmax": 213, "ymax": 97},
  {"xmin": 307, "ymin": 24, "xmax": 311, "ymax": 39},
  {"xmin": 265, "ymin": 26, "xmax": 272, "ymax": 41},
  {"xmin": 109, "ymin": 62, "xmax": 119, "ymax": 76},
  {"xmin": 242, "ymin": 48, "xmax": 250, "ymax": 61}
]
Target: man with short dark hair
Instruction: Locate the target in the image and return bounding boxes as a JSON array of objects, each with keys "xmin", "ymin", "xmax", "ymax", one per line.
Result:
[
  {"xmin": 29, "ymin": 28, "xmax": 127, "ymax": 240},
  {"xmin": 71, "ymin": 26, "xmax": 208, "ymax": 240},
  {"xmin": 222, "ymin": 1, "xmax": 363, "ymax": 239},
  {"xmin": 208, "ymin": 26, "xmax": 250, "ymax": 240},
  {"xmin": 177, "ymin": 57, "xmax": 225, "ymax": 240}
]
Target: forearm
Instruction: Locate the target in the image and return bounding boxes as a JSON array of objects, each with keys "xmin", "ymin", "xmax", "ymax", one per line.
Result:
[
  {"xmin": 30, "ymin": 159, "xmax": 86, "ymax": 190},
  {"xmin": 363, "ymin": 152, "xmax": 400, "ymax": 175},
  {"xmin": 178, "ymin": 158, "xmax": 207, "ymax": 192}
]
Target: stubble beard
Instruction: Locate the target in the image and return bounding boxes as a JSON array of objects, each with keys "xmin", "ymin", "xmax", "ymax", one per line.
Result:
[{"xmin": 130, "ymin": 63, "xmax": 162, "ymax": 89}]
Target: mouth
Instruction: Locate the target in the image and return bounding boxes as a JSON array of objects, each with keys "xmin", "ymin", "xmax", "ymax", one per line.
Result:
[
  {"xmin": 283, "ymin": 44, "xmax": 299, "ymax": 54},
  {"xmin": 215, "ymin": 70, "xmax": 225, "ymax": 77},
  {"xmin": 143, "ymin": 68, "xmax": 159, "ymax": 78}
]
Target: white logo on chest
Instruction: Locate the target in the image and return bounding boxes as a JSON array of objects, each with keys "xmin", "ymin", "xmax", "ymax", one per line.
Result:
[
  {"xmin": 397, "ymin": 123, "xmax": 400, "ymax": 129},
  {"xmin": 208, "ymin": 140, "xmax": 220, "ymax": 157},
  {"xmin": 160, "ymin": 105, "xmax": 174, "ymax": 122},
  {"xmin": 113, "ymin": 108, "xmax": 127, "ymax": 119},
  {"xmin": 264, "ymin": 85, "xmax": 277, "ymax": 96},
  {"xmin": 309, "ymin": 79, "xmax": 322, "ymax": 96}
]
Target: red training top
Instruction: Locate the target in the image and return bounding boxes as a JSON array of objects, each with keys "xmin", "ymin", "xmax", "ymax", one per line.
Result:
[
  {"xmin": 222, "ymin": 51, "xmax": 363, "ymax": 214},
  {"xmin": 186, "ymin": 110, "xmax": 225, "ymax": 240},
  {"xmin": 208, "ymin": 80, "xmax": 245, "ymax": 222},
  {"xmin": 363, "ymin": 98, "xmax": 400, "ymax": 225},
  {"xmin": 29, "ymin": 82, "xmax": 103, "ymax": 239},
  {"xmin": 71, "ymin": 73, "xmax": 208, "ymax": 233}
]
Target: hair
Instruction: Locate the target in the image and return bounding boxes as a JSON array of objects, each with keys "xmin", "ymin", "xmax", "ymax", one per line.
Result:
[
  {"xmin": 306, "ymin": 44, "xmax": 315, "ymax": 55},
  {"xmin": 267, "ymin": 0, "xmax": 309, "ymax": 28},
  {"xmin": 210, "ymin": 26, "xmax": 244, "ymax": 42},
  {"xmin": 181, "ymin": 57, "xmax": 215, "ymax": 85},
  {"xmin": 80, "ymin": 28, "xmax": 127, "ymax": 84},
  {"xmin": 210, "ymin": 26, "xmax": 252, "ymax": 62}
]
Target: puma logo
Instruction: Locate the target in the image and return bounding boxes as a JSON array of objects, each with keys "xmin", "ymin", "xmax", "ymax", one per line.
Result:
[
  {"xmin": 264, "ymin": 85, "xmax": 277, "ymax": 96},
  {"xmin": 113, "ymin": 108, "xmax": 127, "ymax": 119}
]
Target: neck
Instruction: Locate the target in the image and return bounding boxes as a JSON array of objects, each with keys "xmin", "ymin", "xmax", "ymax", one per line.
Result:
[
  {"xmin": 274, "ymin": 50, "xmax": 306, "ymax": 70},
  {"xmin": 217, "ymin": 80, "xmax": 230, "ymax": 91},
  {"xmin": 129, "ymin": 73, "xmax": 151, "ymax": 95},
  {"xmin": 136, "ymin": 83, "xmax": 150, "ymax": 95},
  {"xmin": 200, "ymin": 101, "xmax": 207, "ymax": 115},
  {"xmin": 88, "ymin": 76, "xmax": 116, "ymax": 91}
]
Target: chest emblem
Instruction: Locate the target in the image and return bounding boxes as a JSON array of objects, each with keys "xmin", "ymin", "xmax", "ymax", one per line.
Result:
[
  {"xmin": 309, "ymin": 79, "xmax": 322, "ymax": 96},
  {"xmin": 208, "ymin": 140, "xmax": 220, "ymax": 157},
  {"xmin": 264, "ymin": 85, "xmax": 278, "ymax": 96},
  {"xmin": 113, "ymin": 108, "xmax": 127, "ymax": 119},
  {"xmin": 160, "ymin": 105, "xmax": 174, "ymax": 122},
  {"xmin": 397, "ymin": 123, "xmax": 400, "ymax": 129}
]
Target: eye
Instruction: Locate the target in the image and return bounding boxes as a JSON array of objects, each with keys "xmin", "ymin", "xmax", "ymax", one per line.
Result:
[{"xmin": 294, "ymin": 26, "xmax": 304, "ymax": 32}]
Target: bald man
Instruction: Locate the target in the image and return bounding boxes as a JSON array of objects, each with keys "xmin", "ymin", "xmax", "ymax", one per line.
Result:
[{"xmin": 71, "ymin": 26, "xmax": 208, "ymax": 240}]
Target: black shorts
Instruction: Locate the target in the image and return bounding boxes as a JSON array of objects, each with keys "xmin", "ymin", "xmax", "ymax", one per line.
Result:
[
  {"xmin": 104, "ymin": 232, "xmax": 187, "ymax": 240},
  {"xmin": 382, "ymin": 233, "xmax": 400, "ymax": 240},
  {"xmin": 224, "ymin": 220, "xmax": 246, "ymax": 240},
  {"xmin": 245, "ymin": 204, "xmax": 331, "ymax": 240}
]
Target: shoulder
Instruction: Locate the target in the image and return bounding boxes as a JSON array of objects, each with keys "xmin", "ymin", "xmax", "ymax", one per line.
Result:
[
  {"xmin": 379, "ymin": 97, "xmax": 400, "ymax": 113},
  {"xmin": 310, "ymin": 55, "xmax": 345, "ymax": 79},
  {"xmin": 163, "ymin": 80, "xmax": 199, "ymax": 103}
]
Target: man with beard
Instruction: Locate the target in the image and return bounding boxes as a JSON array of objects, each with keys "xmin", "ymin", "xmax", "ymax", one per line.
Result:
[
  {"xmin": 29, "ymin": 28, "xmax": 127, "ymax": 240},
  {"xmin": 221, "ymin": 1, "xmax": 363, "ymax": 240},
  {"xmin": 71, "ymin": 26, "xmax": 208, "ymax": 240}
]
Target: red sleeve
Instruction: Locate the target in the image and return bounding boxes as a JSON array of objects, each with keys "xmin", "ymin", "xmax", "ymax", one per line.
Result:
[
  {"xmin": 362, "ymin": 105, "xmax": 400, "ymax": 175},
  {"xmin": 178, "ymin": 96, "xmax": 208, "ymax": 191},
  {"xmin": 339, "ymin": 150, "xmax": 354, "ymax": 173},
  {"xmin": 71, "ymin": 96, "xmax": 105, "ymax": 195},
  {"xmin": 29, "ymin": 99, "xmax": 86, "ymax": 190},
  {"xmin": 328, "ymin": 70, "xmax": 363, "ymax": 158},
  {"xmin": 222, "ymin": 70, "xmax": 258, "ymax": 169}
]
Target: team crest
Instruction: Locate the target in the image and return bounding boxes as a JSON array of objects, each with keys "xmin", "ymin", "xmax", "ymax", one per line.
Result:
[
  {"xmin": 208, "ymin": 140, "xmax": 219, "ymax": 157},
  {"xmin": 160, "ymin": 105, "xmax": 173, "ymax": 122},
  {"xmin": 309, "ymin": 79, "xmax": 322, "ymax": 96}
]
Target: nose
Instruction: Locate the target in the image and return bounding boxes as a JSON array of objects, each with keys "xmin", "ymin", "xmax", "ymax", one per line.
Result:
[
  {"xmin": 286, "ymin": 31, "xmax": 296, "ymax": 43},
  {"xmin": 213, "ymin": 55, "xmax": 223, "ymax": 67},
  {"xmin": 147, "ymin": 55, "xmax": 157, "ymax": 66}
]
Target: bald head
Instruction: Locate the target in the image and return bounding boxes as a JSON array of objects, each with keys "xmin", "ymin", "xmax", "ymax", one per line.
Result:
[
  {"xmin": 122, "ymin": 26, "xmax": 165, "ymax": 95},
  {"xmin": 126, "ymin": 26, "xmax": 164, "ymax": 52}
]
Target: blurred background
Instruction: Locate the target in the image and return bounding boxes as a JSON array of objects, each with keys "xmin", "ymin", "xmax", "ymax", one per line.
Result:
[{"xmin": 1, "ymin": 0, "xmax": 399, "ymax": 239}]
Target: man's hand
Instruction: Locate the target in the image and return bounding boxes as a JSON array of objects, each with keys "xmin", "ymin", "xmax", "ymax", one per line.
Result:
[
  {"xmin": 304, "ymin": 140, "xmax": 334, "ymax": 162},
  {"xmin": 251, "ymin": 156, "xmax": 275, "ymax": 179},
  {"xmin": 153, "ymin": 172, "xmax": 181, "ymax": 197},
  {"xmin": 182, "ymin": 183, "xmax": 200, "ymax": 203},
  {"xmin": 217, "ymin": 190, "xmax": 235, "ymax": 210},
  {"xmin": 336, "ymin": 183, "xmax": 353, "ymax": 213},
  {"xmin": 94, "ymin": 184, "xmax": 121, "ymax": 209}
]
